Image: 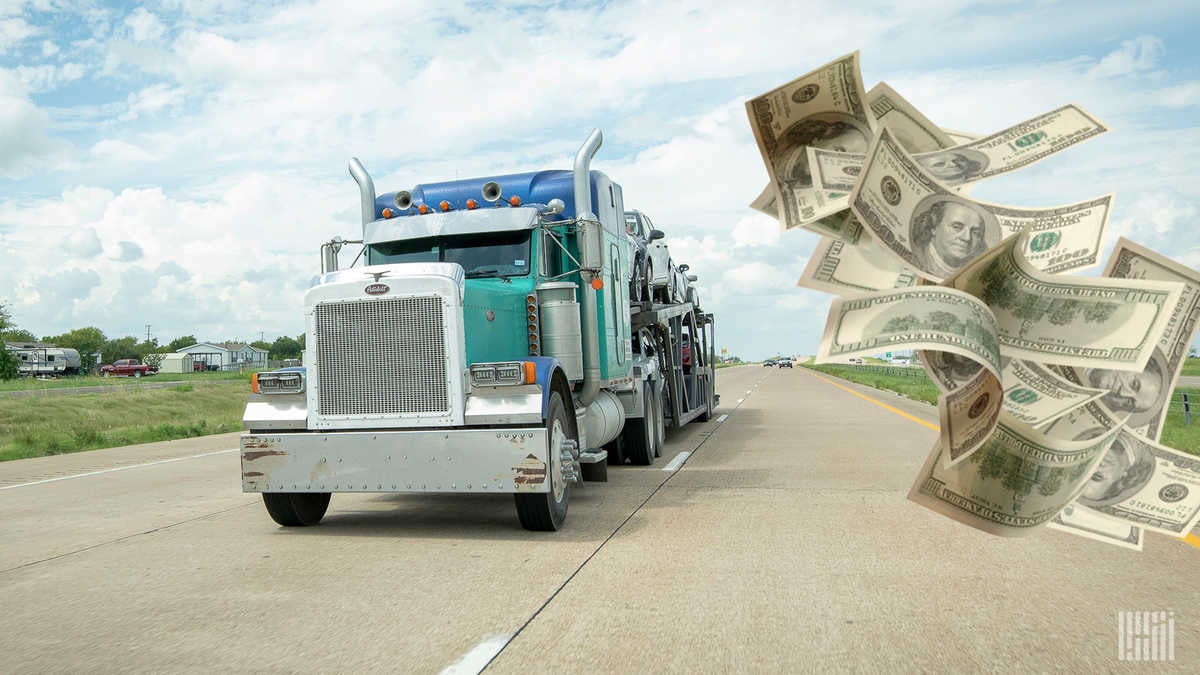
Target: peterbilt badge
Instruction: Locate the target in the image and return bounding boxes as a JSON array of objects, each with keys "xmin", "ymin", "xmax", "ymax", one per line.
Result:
[{"xmin": 364, "ymin": 283, "xmax": 390, "ymax": 295}]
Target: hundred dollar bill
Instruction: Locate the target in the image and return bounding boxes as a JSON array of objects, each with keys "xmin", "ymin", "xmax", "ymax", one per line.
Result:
[
  {"xmin": 910, "ymin": 103, "xmax": 1107, "ymax": 187},
  {"xmin": 815, "ymin": 286, "xmax": 1001, "ymax": 377},
  {"xmin": 1047, "ymin": 501, "xmax": 1143, "ymax": 551},
  {"xmin": 750, "ymin": 183, "xmax": 864, "ymax": 243},
  {"xmin": 946, "ymin": 234, "xmax": 1184, "ymax": 373},
  {"xmin": 1059, "ymin": 238, "xmax": 1200, "ymax": 440},
  {"xmin": 1001, "ymin": 359, "xmax": 1106, "ymax": 428},
  {"xmin": 850, "ymin": 127, "xmax": 1112, "ymax": 280},
  {"xmin": 909, "ymin": 413, "xmax": 1119, "ymax": 536},
  {"xmin": 941, "ymin": 129, "xmax": 981, "ymax": 145},
  {"xmin": 814, "ymin": 103, "xmax": 1106, "ymax": 193},
  {"xmin": 1075, "ymin": 428, "xmax": 1200, "ymax": 537},
  {"xmin": 938, "ymin": 367, "xmax": 1002, "ymax": 466},
  {"xmin": 867, "ymin": 82, "xmax": 957, "ymax": 154},
  {"xmin": 920, "ymin": 349, "xmax": 984, "ymax": 392},
  {"xmin": 746, "ymin": 52, "xmax": 875, "ymax": 230},
  {"xmin": 797, "ymin": 235, "xmax": 917, "ymax": 296}
]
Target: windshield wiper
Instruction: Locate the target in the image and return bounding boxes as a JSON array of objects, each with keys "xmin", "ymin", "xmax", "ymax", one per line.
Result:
[{"xmin": 465, "ymin": 268, "xmax": 511, "ymax": 279}]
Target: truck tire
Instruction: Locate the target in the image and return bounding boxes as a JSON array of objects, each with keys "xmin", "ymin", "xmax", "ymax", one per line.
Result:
[
  {"xmin": 515, "ymin": 392, "xmax": 572, "ymax": 531},
  {"xmin": 624, "ymin": 388, "xmax": 655, "ymax": 466},
  {"xmin": 696, "ymin": 377, "xmax": 714, "ymax": 422},
  {"xmin": 650, "ymin": 382, "xmax": 665, "ymax": 457},
  {"xmin": 262, "ymin": 493, "xmax": 331, "ymax": 527}
]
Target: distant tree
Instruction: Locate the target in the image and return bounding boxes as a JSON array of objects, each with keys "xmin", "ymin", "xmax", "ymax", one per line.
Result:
[
  {"xmin": 134, "ymin": 339, "xmax": 160, "ymax": 360},
  {"xmin": 2, "ymin": 328, "xmax": 36, "ymax": 343},
  {"xmin": 296, "ymin": 333, "xmax": 306, "ymax": 350},
  {"xmin": 104, "ymin": 336, "xmax": 140, "ymax": 362},
  {"xmin": 167, "ymin": 335, "xmax": 198, "ymax": 352},
  {"xmin": 250, "ymin": 340, "xmax": 271, "ymax": 352},
  {"xmin": 270, "ymin": 336, "xmax": 303, "ymax": 360},
  {"xmin": 43, "ymin": 326, "xmax": 107, "ymax": 370},
  {"xmin": 1190, "ymin": 347, "xmax": 1198, "ymax": 358},
  {"xmin": 143, "ymin": 352, "xmax": 165, "ymax": 369}
]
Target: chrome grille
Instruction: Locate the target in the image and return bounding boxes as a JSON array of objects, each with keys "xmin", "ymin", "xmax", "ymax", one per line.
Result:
[{"xmin": 315, "ymin": 296, "xmax": 449, "ymax": 416}]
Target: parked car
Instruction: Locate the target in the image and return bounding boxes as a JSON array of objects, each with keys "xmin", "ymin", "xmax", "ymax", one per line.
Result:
[
  {"xmin": 777, "ymin": 358, "xmax": 793, "ymax": 368},
  {"xmin": 101, "ymin": 358, "xmax": 158, "ymax": 378},
  {"xmin": 623, "ymin": 210, "xmax": 665, "ymax": 304}
]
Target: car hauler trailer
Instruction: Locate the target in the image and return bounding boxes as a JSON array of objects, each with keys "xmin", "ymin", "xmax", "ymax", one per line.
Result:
[{"xmin": 241, "ymin": 130, "xmax": 715, "ymax": 531}]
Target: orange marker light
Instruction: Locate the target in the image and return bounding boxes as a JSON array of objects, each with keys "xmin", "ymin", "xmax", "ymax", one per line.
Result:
[
  {"xmin": 382, "ymin": 208, "xmax": 394, "ymax": 218},
  {"xmin": 251, "ymin": 372, "xmax": 260, "ymax": 393},
  {"xmin": 439, "ymin": 200, "xmax": 451, "ymax": 212},
  {"xmin": 418, "ymin": 204, "xmax": 430, "ymax": 214},
  {"xmin": 590, "ymin": 277, "xmax": 604, "ymax": 290},
  {"xmin": 523, "ymin": 361, "xmax": 537, "ymax": 384},
  {"xmin": 466, "ymin": 199, "xmax": 478, "ymax": 209},
  {"xmin": 508, "ymin": 195, "xmax": 521, "ymax": 206}
]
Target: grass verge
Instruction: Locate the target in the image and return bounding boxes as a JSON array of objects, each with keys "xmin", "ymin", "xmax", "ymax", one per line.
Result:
[
  {"xmin": 803, "ymin": 363, "xmax": 1199, "ymax": 456},
  {"xmin": 0, "ymin": 382, "xmax": 247, "ymax": 461},
  {"xmin": 804, "ymin": 363, "xmax": 940, "ymax": 406},
  {"xmin": 0, "ymin": 370, "xmax": 253, "ymax": 393},
  {"xmin": 1182, "ymin": 358, "xmax": 1200, "ymax": 377}
]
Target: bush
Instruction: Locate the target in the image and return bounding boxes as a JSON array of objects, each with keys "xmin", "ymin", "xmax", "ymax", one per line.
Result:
[{"xmin": 0, "ymin": 349, "xmax": 17, "ymax": 380}]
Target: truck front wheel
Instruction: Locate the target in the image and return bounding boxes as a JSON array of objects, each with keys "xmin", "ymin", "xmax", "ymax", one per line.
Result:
[
  {"xmin": 515, "ymin": 392, "xmax": 572, "ymax": 531},
  {"xmin": 262, "ymin": 493, "xmax": 331, "ymax": 527},
  {"xmin": 624, "ymin": 388, "xmax": 656, "ymax": 466}
]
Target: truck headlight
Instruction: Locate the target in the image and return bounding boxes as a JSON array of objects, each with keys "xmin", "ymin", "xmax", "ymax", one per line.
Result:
[
  {"xmin": 252, "ymin": 370, "xmax": 305, "ymax": 395},
  {"xmin": 470, "ymin": 361, "xmax": 537, "ymax": 387}
]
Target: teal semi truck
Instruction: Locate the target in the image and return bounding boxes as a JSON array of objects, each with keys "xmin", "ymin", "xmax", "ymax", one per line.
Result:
[{"xmin": 241, "ymin": 130, "xmax": 716, "ymax": 530}]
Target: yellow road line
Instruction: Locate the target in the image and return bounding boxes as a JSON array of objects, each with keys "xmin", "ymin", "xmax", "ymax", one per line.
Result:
[
  {"xmin": 802, "ymin": 368, "xmax": 940, "ymax": 432},
  {"xmin": 803, "ymin": 368, "xmax": 1200, "ymax": 552}
]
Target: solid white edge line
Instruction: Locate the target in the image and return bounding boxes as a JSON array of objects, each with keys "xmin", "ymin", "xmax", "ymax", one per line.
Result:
[
  {"xmin": 440, "ymin": 634, "xmax": 511, "ymax": 675},
  {"xmin": 737, "ymin": 398, "xmax": 744, "ymax": 403},
  {"xmin": 662, "ymin": 451, "xmax": 692, "ymax": 472},
  {"xmin": 0, "ymin": 448, "xmax": 240, "ymax": 491},
  {"xmin": 716, "ymin": 414, "xmax": 729, "ymax": 422}
]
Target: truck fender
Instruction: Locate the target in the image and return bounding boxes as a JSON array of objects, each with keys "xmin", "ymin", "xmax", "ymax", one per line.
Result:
[{"xmin": 525, "ymin": 356, "xmax": 573, "ymax": 420}]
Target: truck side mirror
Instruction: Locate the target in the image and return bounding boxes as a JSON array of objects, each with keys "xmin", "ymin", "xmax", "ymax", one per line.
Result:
[
  {"xmin": 648, "ymin": 229, "xmax": 665, "ymax": 241},
  {"xmin": 678, "ymin": 264, "xmax": 689, "ymax": 272}
]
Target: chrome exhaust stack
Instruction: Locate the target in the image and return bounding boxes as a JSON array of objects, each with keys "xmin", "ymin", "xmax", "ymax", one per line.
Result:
[
  {"xmin": 572, "ymin": 128, "xmax": 603, "ymax": 408},
  {"xmin": 348, "ymin": 157, "xmax": 376, "ymax": 227}
]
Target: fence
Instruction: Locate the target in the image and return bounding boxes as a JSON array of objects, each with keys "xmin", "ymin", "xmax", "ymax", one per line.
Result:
[{"xmin": 818, "ymin": 364, "xmax": 1196, "ymax": 426}]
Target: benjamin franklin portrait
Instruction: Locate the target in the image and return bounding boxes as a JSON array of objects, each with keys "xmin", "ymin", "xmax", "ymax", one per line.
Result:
[
  {"xmin": 1077, "ymin": 347, "xmax": 1170, "ymax": 428},
  {"xmin": 1077, "ymin": 436, "xmax": 1154, "ymax": 508},
  {"xmin": 915, "ymin": 148, "xmax": 990, "ymax": 186},
  {"xmin": 774, "ymin": 113, "xmax": 872, "ymax": 188},
  {"xmin": 910, "ymin": 196, "xmax": 1001, "ymax": 279}
]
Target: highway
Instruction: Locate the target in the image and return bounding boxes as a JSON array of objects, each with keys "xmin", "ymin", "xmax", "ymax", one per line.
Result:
[{"xmin": 0, "ymin": 365, "xmax": 1195, "ymax": 672}]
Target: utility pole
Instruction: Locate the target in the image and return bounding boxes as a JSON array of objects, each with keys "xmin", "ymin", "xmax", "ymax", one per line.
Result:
[{"xmin": 146, "ymin": 324, "xmax": 151, "ymax": 342}]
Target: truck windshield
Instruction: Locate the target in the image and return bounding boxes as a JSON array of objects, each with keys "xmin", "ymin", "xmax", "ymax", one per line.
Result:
[{"xmin": 368, "ymin": 230, "xmax": 532, "ymax": 278}]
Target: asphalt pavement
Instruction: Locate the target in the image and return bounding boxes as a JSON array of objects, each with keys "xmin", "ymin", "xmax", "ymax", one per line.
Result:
[{"xmin": 0, "ymin": 365, "xmax": 1195, "ymax": 672}]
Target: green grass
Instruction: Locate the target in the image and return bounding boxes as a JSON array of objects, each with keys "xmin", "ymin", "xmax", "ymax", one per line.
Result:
[
  {"xmin": 0, "ymin": 382, "xmax": 249, "ymax": 461},
  {"xmin": 804, "ymin": 363, "xmax": 940, "ymax": 405},
  {"xmin": 1182, "ymin": 358, "xmax": 1200, "ymax": 377},
  {"xmin": 1161, "ymin": 388, "xmax": 1200, "ymax": 455},
  {"xmin": 0, "ymin": 369, "xmax": 252, "ymax": 392},
  {"xmin": 803, "ymin": 363, "xmax": 1200, "ymax": 456}
]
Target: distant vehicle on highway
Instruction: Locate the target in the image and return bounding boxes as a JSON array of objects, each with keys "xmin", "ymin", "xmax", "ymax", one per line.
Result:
[
  {"xmin": 763, "ymin": 359, "xmax": 777, "ymax": 367},
  {"xmin": 777, "ymin": 358, "xmax": 793, "ymax": 368},
  {"xmin": 848, "ymin": 357, "xmax": 863, "ymax": 365}
]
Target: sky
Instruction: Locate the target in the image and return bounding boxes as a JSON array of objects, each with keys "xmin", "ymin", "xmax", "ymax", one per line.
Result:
[{"xmin": 2, "ymin": 0, "xmax": 1200, "ymax": 360}]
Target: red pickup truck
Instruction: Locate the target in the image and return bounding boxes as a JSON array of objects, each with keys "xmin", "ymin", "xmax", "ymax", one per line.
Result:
[{"xmin": 101, "ymin": 359, "xmax": 158, "ymax": 378}]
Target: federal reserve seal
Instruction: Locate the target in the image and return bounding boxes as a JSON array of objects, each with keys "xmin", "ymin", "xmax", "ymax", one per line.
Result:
[
  {"xmin": 1159, "ymin": 483, "xmax": 1189, "ymax": 503},
  {"xmin": 881, "ymin": 176, "xmax": 902, "ymax": 206},
  {"xmin": 792, "ymin": 84, "xmax": 819, "ymax": 104}
]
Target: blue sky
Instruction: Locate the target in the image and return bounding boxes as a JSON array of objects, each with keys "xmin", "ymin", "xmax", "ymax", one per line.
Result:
[{"xmin": 2, "ymin": 0, "xmax": 1200, "ymax": 359}]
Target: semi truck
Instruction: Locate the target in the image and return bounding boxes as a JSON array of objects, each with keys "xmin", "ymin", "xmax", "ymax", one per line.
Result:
[{"xmin": 241, "ymin": 130, "xmax": 716, "ymax": 531}]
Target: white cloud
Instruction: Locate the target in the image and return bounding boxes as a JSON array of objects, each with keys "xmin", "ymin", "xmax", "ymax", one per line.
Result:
[
  {"xmin": 0, "ymin": 17, "xmax": 33, "ymax": 52},
  {"xmin": 1087, "ymin": 35, "xmax": 1163, "ymax": 79},
  {"xmin": 0, "ymin": 68, "xmax": 63, "ymax": 176},
  {"xmin": 16, "ymin": 61, "xmax": 86, "ymax": 91},
  {"xmin": 90, "ymin": 139, "xmax": 155, "ymax": 163},
  {"xmin": 124, "ymin": 8, "xmax": 165, "ymax": 42},
  {"xmin": 64, "ymin": 226, "xmax": 102, "ymax": 257},
  {"xmin": 730, "ymin": 213, "xmax": 781, "ymax": 248},
  {"xmin": 40, "ymin": 39, "xmax": 55, "ymax": 56}
]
